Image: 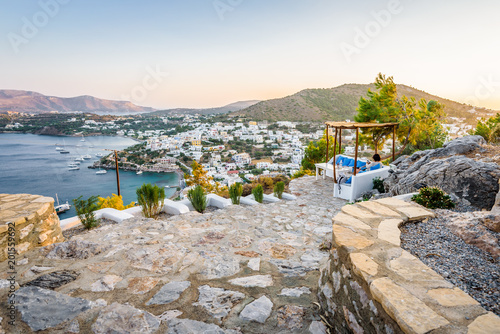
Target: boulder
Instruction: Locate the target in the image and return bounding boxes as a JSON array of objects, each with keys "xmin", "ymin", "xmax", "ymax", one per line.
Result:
[
  {"xmin": 92, "ymin": 303, "xmax": 160, "ymax": 334},
  {"xmin": 384, "ymin": 136, "xmax": 500, "ymax": 210}
]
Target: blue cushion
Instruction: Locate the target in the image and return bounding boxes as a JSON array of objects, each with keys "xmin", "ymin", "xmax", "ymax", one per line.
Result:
[
  {"xmin": 345, "ymin": 176, "xmax": 352, "ymax": 184},
  {"xmin": 370, "ymin": 163, "xmax": 381, "ymax": 171},
  {"xmin": 346, "ymin": 159, "xmax": 355, "ymax": 167},
  {"xmin": 356, "ymin": 161, "xmax": 366, "ymax": 168},
  {"xmin": 335, "ymin": 156, "xmax": 344, "ymax": 165}
]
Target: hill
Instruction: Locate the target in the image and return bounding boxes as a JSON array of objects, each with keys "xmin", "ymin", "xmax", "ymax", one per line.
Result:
[
  {"xmin": 0, "ymin": 90, "xmax": 155, "ymax": 114},
  {"xmin": 149, "ymin": 100, "xmax": 260, "ymax": 116},
  {"xmin": 230, "ymin": 84, "xmax": 497, "ymax": 124}
]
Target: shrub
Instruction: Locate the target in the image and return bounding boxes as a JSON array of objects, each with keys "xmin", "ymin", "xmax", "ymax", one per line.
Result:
[
  {"xmin": 98, "ymin": 193, "xmax": 135, "ymax": 210},
  {"xmin": 252, "ymin": 184, "xmax": 264, "ymax": 203},
  {"xmin": 229, "ymin": 182, "xmax": 243, "ymax": 205},
  {"xmin": 188, "ymin": 185, "xmax": 208, "ymax": 213},
  {"xmin": 136, "ymin": 183, "xmax": 165, "ymax": 219},
  {"xmin": 274, "ymin": 181, "xmax": 285, "ymax": 199},
  {"xmin": 411, "ymin": 186, "xmax": 455, "ymax": 209},
  {"xmin": 372, "ymin": 177, "xmax": 385, "ymax": 193},
  {"xmin": 73, "ymin": 195, "xmax": 101, "ymax": 229}
]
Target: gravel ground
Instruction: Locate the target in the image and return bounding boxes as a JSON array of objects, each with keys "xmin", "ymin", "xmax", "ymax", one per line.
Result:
[{"xmin": 400, "ymin": 204, "xmax": 499, "ymax": 316}]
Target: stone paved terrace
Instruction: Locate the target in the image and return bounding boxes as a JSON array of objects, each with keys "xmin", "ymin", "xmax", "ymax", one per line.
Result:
[{"xmin": 0, "ymin": 176, "xmax": 346, "ymax": 333}]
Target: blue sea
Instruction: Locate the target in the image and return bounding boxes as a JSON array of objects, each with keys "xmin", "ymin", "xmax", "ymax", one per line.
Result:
[{"xmin": 0, "ymin": 133, "xmax": 179, "ymax": 219}]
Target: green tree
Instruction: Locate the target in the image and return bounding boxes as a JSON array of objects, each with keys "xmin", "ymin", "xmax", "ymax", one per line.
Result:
[
  {"xmin": 355, "ymin": 73, "xmax": 447, "ymax": 155},
  {"xmin": 472, "ymin": 113, "xmax": 500, "ymax": 143},
  {"xmin": 301, "ymin": 130, "xmax": 342, "ymax": 171}
]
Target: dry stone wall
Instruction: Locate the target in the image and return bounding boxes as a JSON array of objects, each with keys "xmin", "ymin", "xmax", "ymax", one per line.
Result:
[
  {"xmin": 0, "ymin": 194, "xmax": 64, "ymax": 262},
  {"xmin": 318, "ymin": 198, "xmax": 500, "ymax": 334}
]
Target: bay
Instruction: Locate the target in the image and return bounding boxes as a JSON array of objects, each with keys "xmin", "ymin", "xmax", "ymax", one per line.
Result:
[{"xmin": 0, "ymin": 133, "xmax": 179, "ymax": 219}]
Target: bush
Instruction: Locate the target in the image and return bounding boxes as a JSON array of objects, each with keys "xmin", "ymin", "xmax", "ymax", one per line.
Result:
[
  {"xmin": 136, "ymin": 183, "xmax": 165, "ymax": 219},
  {"xmin": 73, "ymin": 195, "xmax": 101, "ymax": 229},
  {"xmin": 372, "ymin": 177, "xmax": 385, "ymax": 193},
  {"xmin": 411, "ymin": 186, "xmax": 455, "ymax": 209},
  {"xmin": 252, "ymin": 184, "xmax": 264, "ymax": 203},
  {"xmin": 274, "ymin": 181, "xmax": 285, "ymax": 199},
  {"xmin": 229, "ymin": 182, "xmax": 243, "ymax": 205},
  {"xmin": 188, "ymin": 185, "xmax": 208, "ymax": 213},
  {"xmin": 98, "ymin": 193, "xmax": 135, "ymax": 210}
]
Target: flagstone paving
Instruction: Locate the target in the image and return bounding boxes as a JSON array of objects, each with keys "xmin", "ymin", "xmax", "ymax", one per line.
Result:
[{"xmin": 0, "ymin": 176, "xmax": 347, "ymax": 333}]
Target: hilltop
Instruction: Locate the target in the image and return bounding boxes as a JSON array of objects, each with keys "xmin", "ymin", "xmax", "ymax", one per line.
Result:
[
  {"xmin": 231, "ymin": 84, "xmax": 497, "ymax": 124},
  {"xmin": 0, "ymin": 90, "xmax": 155, "ymax": 114},
  {"xmin": 149, "ymin": 100, "xmax": 260, "ymax": 116}
]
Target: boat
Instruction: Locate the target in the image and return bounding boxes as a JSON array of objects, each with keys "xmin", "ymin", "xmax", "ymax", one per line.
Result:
[
  {"xmin": 136, "ymin": 171, "xmax": 143, "ymax": 175},
  {"xmin": 55, "ymin": 147, "xmax": 64, "ymax": 151},
  {"xmin": 96, "ymin": 153, "xmax": 105, "ymax": 157},
  {"xmin": 80, "ymin": 135, "xmax": 85, "ymax": 142},
  {"xmin": 96, "ymin": 168, "xmax": 107, "ymax": 175},
  {"xmin": 55, "ymin": 194, "xmax": 71, "ymax": 214},
  {"xmin": 74, "ymin": 157, "xmax": 84, "ymax": 161},
  {"xmin": 89, "ymin": 144, "xmax": 94, "ymax": 148},
  {"xmin": 164, "ymin": 185, "xmax": 170, "ymax": 188},
  {"xmin": 60, "ymin": 150, "xmax": 70, "ymax": 154},
  {"xmin": 68, "ymin": 163, "xmax": 78, "ymax": 168},
  {"xmin": 83, "ymin": 154, "xmax": 92, "ymax": 159},
  {"xmin": 68, "ymin": 166, "xmax": 80, "ymax": 171}
]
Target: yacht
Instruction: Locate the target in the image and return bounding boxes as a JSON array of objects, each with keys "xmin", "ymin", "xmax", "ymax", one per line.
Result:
[
  {"xmin": 96, "ymin": 169, "xmax": 107, "ymax": 175},
  {"xmin": 75, "ymin": 157, "xmax": 85, "ymax": 162},
  {"xmin": 55, "ymin": 147, "xmax": 64, "ymax": 151},
  {"xmin": 136, "ymin": 170, "xmax": 143, "ymax": 175},
  {"xmin": 54, "ymin": 194, "xmax": 71, "ymax": 214},
  {"xmin": 68, "ymin": 163, "xmax": 78, "ymax": 168},
  {"xmin": 68, "ymin": 166, "xmax": 80, "ymax": 171},
  {"xmin": 96, "ymin": 152, "xmax": 105, "ymax": 157},
  {"xmin": 83, "ymin": 154, "xmax": 92, "ymax": 159},
  {"xmin": 60, "ymin": 150, "xmax": 70, "ymax": 154},
  {"xmin": 80, "ymin": 135, "xmax": 85, "ymax": 142}
]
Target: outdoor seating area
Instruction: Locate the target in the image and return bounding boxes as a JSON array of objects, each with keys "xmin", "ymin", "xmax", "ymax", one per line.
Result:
[{"xmin": 320, "ymin": 121, "xmax": 398, "ymax": 202}]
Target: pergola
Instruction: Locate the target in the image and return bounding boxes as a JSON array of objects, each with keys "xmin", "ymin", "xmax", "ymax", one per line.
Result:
[{"xmin": 324, "ymin": 121, "xmax": 398, "ymax": 183}]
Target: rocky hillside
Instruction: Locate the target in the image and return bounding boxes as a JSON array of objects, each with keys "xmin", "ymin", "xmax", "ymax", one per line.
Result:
[
  {"xmin": 150, "ymin": 100, "xmax": 260, "ymax": 116},
  {"xmin": 231, "ymin": 84, "xmax": 497, "ymax": 124},
  {"xmin": 0, "ymin": 90, "xmax": 155, "ymax": 114}
]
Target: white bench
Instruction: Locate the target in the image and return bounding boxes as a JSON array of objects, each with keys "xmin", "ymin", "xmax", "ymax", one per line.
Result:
[{"xmin": 334, "ymin": 166, "xmax": 390, "ymax": 202}]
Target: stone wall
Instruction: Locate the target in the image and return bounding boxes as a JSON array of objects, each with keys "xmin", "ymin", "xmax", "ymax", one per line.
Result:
[
  {"xmin": 0, "ymin": 194, "xmax": 64, "ymax": 262},
  {"xmin": 318, "ymin": 198, "xmax": 500, "ymax": 334}
]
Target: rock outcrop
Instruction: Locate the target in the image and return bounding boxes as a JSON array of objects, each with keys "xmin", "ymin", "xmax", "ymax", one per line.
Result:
[{"xmin": 384, "ymin": 136, "xmax": 500, "ymax": 209}]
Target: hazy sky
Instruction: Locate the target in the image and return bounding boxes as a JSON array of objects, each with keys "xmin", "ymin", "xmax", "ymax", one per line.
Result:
[{"xmin": 1, "ymin": 0, "xmax": 499, "ymax": 110}]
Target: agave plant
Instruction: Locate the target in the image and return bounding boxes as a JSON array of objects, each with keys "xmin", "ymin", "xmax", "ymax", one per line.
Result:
[{"xmin": 136, "ymin": 183, "xmax": 165, "ymax": 219}]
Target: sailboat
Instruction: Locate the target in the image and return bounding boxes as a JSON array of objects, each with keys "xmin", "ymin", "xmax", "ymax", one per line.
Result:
[
  {"xmin": 80, "ymin": 135, "xmax": 85, "ymax": 142},
  {"xmin": 55, "ymin": 194, "xmax": 71, "ymax": 214}
]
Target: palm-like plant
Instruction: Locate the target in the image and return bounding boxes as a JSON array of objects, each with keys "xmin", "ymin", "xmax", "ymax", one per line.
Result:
[
  {"xmin": 252, "ymin": 184, "xmax": 264, "ymax": 203},
  {"xmin": 229, "ymin": 182, "xmax": 243, "ymax": 205},
  {"xmin": 188, "ymin": 185, "xmax": 208, "ymax": 213},
  {"xmin": 136, "ymin": 183, "xmax": 165, "ymax": 219},
  {"xmin": 273, "ymin": 181, "xmax": 285, "ymax": 199}
]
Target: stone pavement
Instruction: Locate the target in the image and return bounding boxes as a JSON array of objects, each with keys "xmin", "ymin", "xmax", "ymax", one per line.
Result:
[{"xmin": 0, "ymin": 176, "xmax": 346, "ymax": 333}]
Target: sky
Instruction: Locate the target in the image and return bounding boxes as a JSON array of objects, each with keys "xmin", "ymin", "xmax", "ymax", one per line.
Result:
[{"xmin": 1, "ymin": 0, "xmax": 499, "ymax": 110}]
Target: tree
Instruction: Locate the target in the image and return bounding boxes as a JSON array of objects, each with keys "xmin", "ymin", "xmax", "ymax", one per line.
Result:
[
  {"xmin": 301, "ymin": 130, "xmax": 342, "ymax": 170},
  {"xmin": 355, "ymin": 73, "xmax": 447, "ymax": 155},
  {"xmin": 185, "ymin": 161, "xmax": 214, "ymax": 192},
  {"xmin": 472, "ymin": 113, "xmax": 500, "ymax": 143}
]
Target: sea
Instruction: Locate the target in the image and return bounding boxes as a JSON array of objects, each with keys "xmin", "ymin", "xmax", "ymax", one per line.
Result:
[{"xmin": 0, "ymin": 133, "xmax": 179, "ymax": 219}]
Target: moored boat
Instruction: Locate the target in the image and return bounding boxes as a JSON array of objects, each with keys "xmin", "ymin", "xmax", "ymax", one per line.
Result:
[
  {"xmin": 136, "ymin": 170, "xmax": 143, "ymax": 175},
  {"xmin": 68, "ymin": 166, "xmax": 80, "ymax": 171}
]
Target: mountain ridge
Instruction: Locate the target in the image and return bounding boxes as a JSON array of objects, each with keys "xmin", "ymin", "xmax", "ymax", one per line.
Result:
[
  {"xmin": 230, "ymin": 84, "xmax": 497, "ymax": 124},
  {"xmin": 0, "ymin": 90, "xmax": 155, "ymax": 114},
  {"xmin": 149, "ymin": 100, "xmax": 261, "ymax": 116}
]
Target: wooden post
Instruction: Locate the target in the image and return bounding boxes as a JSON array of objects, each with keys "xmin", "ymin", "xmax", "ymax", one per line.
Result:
[
  {"xmin": 325, "ymin": 124, "xmax": 329, "ymax": 165},
  {"xmin": 333, "ymin": 127, "xmax": 338, "ymax": 183},
  {"xmin": 354, "ymin": 128, "xmax": 359, "ymax": 176},
  {"xmin": 392, "ymin": 125, "xmax": 396, "ymax": 162},
  {"xmin": 338, "ymin": 128, "xmax": 342, "ymax": 154},
  {"xmin": 114, "ymin": 150, "xmax": 121, "ymax": 196}
]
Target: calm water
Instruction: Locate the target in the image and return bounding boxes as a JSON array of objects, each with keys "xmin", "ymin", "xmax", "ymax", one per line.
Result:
[{"xmin": 0, "ymin": 134, "xmax": 179, "ymax": 219}]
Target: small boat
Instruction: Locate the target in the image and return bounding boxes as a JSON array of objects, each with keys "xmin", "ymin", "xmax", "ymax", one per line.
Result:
[
  {"xmin": 55, "ymin": 147, "xmax": 64, "ymax": 151},
  {"xmin": 55, "ymin": 194, "xmax": 71, "ymax": 214},
  {"xmin": 136, "ymin": 171, "xmax": 143, "ymax": 175},
  {"xmin": 96, "ymin": 169, "xmax": 107, "ymax": 175},
  {"xmin": 68, "ymin": 163, "xmax": 78, "ymax": 168},
  {"xmin": 164, "ymin": 185, "xmax": 170, "ymax": 188},
  {"xmin": 68, "ymin": 166, "xmax": 80, "ymax": 171},
  {"xmin": 74, "ymin": 157, "xmax": 84, "ymax": 161},
  {"xmin": 82, "ymin": 154, "xmax": 92, "ymax": 159},
  {"xmin": 96, "ymin": 153, "xmax": 105, "ymax": 157},
  {"xmin": 60, "ymin": 150, "xmax": 70, "ymax": 154},
  {"xmin": 80, "ymin": 135, "xmax": 85, "ymax": 142}
]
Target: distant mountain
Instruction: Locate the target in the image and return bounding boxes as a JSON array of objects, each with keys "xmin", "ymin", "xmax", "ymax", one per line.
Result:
[
  {"xmin": 230, "ymin": 84, "xmax": 497, "ymax": 124},
  {"xmin": 0, "ymin": 90, "xmax": 155, "ymax": 114},
  {"xmin": 149, "ymin": 100, "xmax": 260, "ymax": 116}
]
